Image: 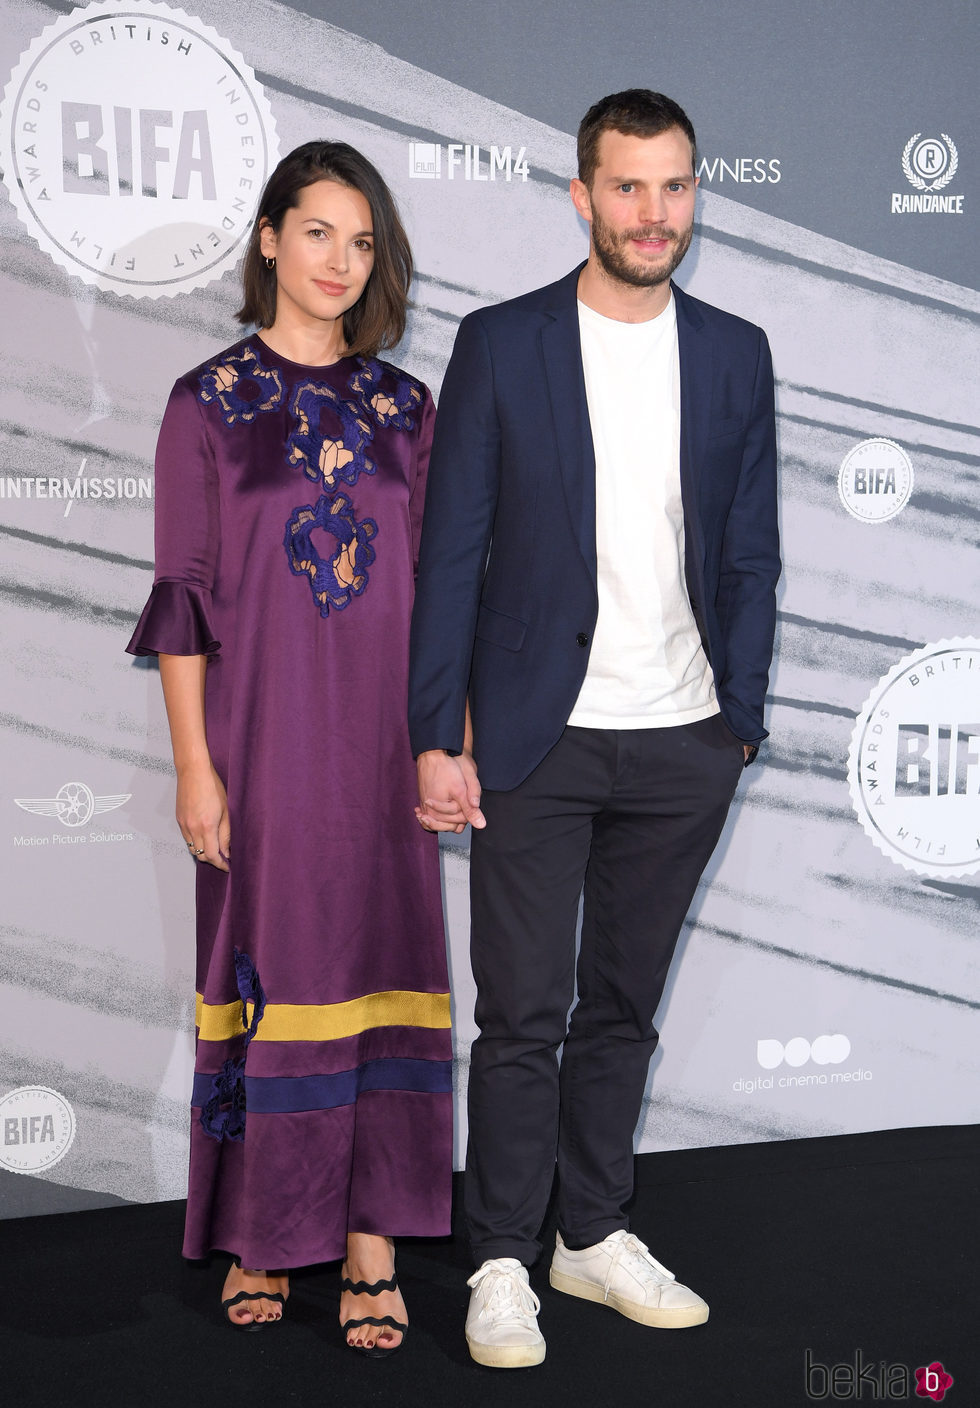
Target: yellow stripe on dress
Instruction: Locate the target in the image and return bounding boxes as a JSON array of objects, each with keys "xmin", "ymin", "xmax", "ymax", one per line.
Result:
[{"xmin": 195, "ymin": 989, "xmax": 452, "ymax": 1042}]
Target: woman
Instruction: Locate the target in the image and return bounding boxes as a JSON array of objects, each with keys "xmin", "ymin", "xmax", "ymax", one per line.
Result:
[{"xmin": 127, "ymin": 142, "xmax": 452, "ymax": 1353}]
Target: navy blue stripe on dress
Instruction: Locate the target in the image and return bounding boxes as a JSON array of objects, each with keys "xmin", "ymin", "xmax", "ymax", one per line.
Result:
[{"xmin": 191, "ymin": 1057, "xmax": 452, "ymax": 1113}]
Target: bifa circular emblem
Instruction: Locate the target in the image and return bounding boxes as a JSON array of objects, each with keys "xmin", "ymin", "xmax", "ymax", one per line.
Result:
[
  {"xmin": 0, "ymin": 1, "xmax": 279, "ymax": 297},
  {"xmin": 848, "ymin": 639, "xmax": 980, "ymax": 877},
  {"xmin": 0, "ymin": 1086, "xmax": 77, "ymax": 1174},
  {"xmin": 838, "ymin": 439, "xmax": 913, "ymax": 523}
]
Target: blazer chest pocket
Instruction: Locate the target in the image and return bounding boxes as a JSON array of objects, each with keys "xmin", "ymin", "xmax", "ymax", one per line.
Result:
[{"xmin": 476, "ymin": 603, "xmax": 527, "ymax": 652}]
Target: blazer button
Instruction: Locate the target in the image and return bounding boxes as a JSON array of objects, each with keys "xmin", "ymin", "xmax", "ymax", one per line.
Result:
[{"xmin": 576, "ymin": 632, "xmax": 588, "ymax": 647}]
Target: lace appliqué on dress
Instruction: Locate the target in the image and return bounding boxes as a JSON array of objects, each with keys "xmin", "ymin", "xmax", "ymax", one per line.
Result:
[
  {"xmin": 349, "ymin": 358, "xmax": 423, "ymax": 431},
  {"xmin": 199, "ymin": 948, "xmax": 267, "ymax": 1142},
  {"xmin": 286, "ymin": 382, "xmax": 376, "ymax": 490},
  {"xmin": 284, "ymin": 493, "xmax": 378, "ymax": 617},
  {"xmin": 198, "ymin": 345, "xmax": 284, "ymax": 425}
]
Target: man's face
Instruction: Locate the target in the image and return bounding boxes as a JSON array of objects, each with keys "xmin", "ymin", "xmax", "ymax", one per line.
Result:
[{"xmin": 572, "ymin": 126, "xmax": 698, "ymax": 289}]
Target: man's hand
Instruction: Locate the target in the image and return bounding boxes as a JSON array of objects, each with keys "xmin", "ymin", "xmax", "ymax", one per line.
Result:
[{"xmin": 416, "ymin": 750, "xmax": 486, "ymax": 833}]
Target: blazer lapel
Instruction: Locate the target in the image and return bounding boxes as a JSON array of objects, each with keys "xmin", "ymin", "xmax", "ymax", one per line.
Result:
[
  {"xmin": 675, "ymin": 283, "xmax": 710, "ymax": 590},
  {"xmin": 540, "ymin": 266, "xmax": 597, "ymax": 576}
]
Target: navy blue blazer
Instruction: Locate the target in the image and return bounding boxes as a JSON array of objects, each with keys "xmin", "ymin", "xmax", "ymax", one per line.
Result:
[{"xmin": 409, "ymin": 265, "xmax": 781, "ymax": 792}]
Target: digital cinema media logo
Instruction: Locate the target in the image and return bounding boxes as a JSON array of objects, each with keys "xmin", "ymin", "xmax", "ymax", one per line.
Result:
[
  {"xmin": 0, "ymin": 0, "xmax": 279, "ymax": 295},
  {"xmin": 733, "ymin": 1034, "xmax": 872, "ymax": 1095},
  {"xmin": 838, "ymin": 439, "xmax": 913, "ymax": 524},
  {"xmin": 848, "ymin": 639, "xmax": 980, "ymax": 878},
  {"xmin": 891, "ymin": 132, "xmax": 963, "ymax": 214},
  {"xmin": 0, "ymin": 1086, "xmax": 76, "ymax": 1174}
]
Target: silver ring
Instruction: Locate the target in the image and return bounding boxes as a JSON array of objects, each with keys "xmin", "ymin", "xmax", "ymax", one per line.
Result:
[{"xmin": 193, "ymin": 847, "xmax": 205, "ymax": 855}]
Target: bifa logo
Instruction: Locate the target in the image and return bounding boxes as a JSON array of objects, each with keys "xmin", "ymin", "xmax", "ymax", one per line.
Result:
[
  {"xmin": 849, "ymin": 640, "xmax": 980, "ymax": 878},
  {"xmin": 408, "ymin": 141, "xmax": 529, "ymax": 182},
  {"xmin": 0, "ymin": 1087, "xmax": 76, "ymax": 1174},
  {"xmin": 6, "ymin": 1114, "xmax": 58, "ymax": 1145},
  {"xmin": 757, "ymin": 1035, "xmax": 850, "ymax": 1070},
  {"xmin": 696, "ymin": 156, "xmax": 781, "ymax": 184},
  {"xmin": 837, "ymin": 439, "xmax": 913, "ymax": 524},
  {"xmin": 0, "ymin": 0, "xmax": 279, "ymax": 295}
]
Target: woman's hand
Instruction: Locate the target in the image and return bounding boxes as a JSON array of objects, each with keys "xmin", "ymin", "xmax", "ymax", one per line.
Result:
[
  {"xmin": 176, "ymin": 763, "xmax": 230, "ymax": 871},
  {"xmin": 415, "ymin": 749, "xmax": 484, "ymax": 834}
]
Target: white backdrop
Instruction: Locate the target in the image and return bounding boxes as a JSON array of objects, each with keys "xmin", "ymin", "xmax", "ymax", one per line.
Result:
[{"xmin": 1, "ymin": 0, "xmax": 977, "ymax": 1213}]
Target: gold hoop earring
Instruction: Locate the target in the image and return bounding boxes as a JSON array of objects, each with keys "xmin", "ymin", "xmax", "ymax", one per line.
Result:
[{"xmin": 265, "ymin": 256, "xmax": 276, "ymax": 270}]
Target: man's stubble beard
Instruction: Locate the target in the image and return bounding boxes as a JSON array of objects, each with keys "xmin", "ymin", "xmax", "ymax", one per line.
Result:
[{"xmin": 590, "ymin": 207, "xmax": 694, "ymax": 289}]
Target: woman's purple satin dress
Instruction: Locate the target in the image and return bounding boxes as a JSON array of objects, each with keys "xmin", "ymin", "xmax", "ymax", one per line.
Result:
[{"xmin": 127, "ymin": 336, "xmax": 452, "ymax": 1268}]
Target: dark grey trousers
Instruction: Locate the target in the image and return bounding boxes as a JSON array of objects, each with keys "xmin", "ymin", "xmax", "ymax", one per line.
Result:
[{"xmin": 465, "ymin": 714, "xmax": 744, "ymax": 1265}]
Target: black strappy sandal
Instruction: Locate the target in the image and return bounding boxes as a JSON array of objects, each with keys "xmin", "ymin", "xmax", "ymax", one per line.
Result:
[
  {"xmin": 222, "ymin": 1261, "xmax": 286, "ymax": 1332},
  {"xmin": 340, "ymin": 1272, "xmax": 409, "ymax": 1358}
]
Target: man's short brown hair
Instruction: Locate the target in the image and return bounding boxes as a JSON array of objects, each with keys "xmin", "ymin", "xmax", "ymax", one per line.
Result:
[{"xmin": 577, "ymin": 90, "xmax": 697, "ymax": 189}]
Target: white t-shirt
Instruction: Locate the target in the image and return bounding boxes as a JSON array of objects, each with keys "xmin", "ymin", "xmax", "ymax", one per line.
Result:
[{"xmin": 567, "ymin": 295, "xmax": 719, "ymax": 729}]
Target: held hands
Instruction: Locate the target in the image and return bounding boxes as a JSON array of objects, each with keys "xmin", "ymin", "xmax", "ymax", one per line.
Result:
[
  {"xmin": 415, "ymin": 750, "xmax": 486, "ymax": 834},
  {"xmin": 176, "ymin": 763, "xmax": 231, "ymax": 871}
]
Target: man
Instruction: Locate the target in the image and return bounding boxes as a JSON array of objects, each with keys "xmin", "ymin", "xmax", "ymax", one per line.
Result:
[{"xmin": 408, "ymin": 90, "xmax": 780, "ymax": 1368}]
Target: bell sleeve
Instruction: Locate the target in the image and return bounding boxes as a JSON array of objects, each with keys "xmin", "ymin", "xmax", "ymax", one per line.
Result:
[{"xmin": 126, "ymin": 378, "xmax": 222, "ymax": 658}]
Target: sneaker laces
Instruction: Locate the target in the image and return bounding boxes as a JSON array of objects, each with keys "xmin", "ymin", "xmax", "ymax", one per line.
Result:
[
  {"xmin": 467, "ymin": 1259, "xmax": 541, "ymax": 1319},
  {"xmin": 602, "ymin": 1232, "xmax": 675, "ymax": 1301}
]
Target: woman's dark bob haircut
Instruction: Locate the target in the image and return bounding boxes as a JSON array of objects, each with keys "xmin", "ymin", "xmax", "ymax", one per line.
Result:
[{"xmin": 237, "ymin": 141, "xmax": 412, "ymax": 357}]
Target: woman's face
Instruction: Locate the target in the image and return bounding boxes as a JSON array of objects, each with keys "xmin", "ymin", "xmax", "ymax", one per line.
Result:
[{"xmin": 259, "ymin": 178, "xmax": 375, "ymax": 334}]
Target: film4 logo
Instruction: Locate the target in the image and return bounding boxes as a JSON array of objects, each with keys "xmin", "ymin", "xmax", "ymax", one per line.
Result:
[{"xmin": 805, "ymin": 1349, "xmax": 954, "ymax": 1400}]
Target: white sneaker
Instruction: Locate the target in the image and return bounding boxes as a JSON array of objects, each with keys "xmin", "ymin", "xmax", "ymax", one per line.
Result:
[
  {"xmin": 465, "ymin": 1257, "xmax": 546, "ymax": 1368},
  {"xmin": 549, "ymin": 1229, "xmax": 709, "ymax": 1328}
]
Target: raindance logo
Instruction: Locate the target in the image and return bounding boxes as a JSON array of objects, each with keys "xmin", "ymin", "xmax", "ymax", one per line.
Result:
[
  {"xmin": 891, "ymin": 133, "xmax": 963, "ymax": 214},
  {"xmin": 848, "ymin": 639, "xmax": 980, "ymax": 878},
  {"xmin": 13, "ymin": 781, "xmax": 134, "ymax": 847},
  {"xmin": 0, "ymin": 1086, "xmax": 76, "ymax": 1174},
  {"xmin": 408, "ymin": 141, "xmax": 529, "ymax": 182},
  {"xmin": 838, "ymin": 439, "xmax": 913, "ymax": 524},
  {"xmin": 0, "ymin": 0, "xmax": 279, "ymax": 295}
]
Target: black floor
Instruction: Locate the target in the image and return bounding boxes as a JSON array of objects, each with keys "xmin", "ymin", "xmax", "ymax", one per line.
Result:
[{"xmin": 3, "ymin": 1125, "xmax": 977, "ymax": 1408}]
